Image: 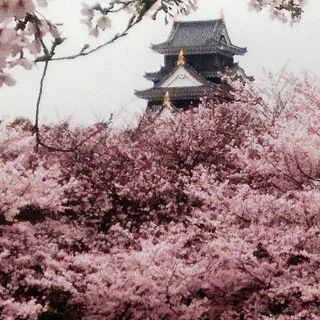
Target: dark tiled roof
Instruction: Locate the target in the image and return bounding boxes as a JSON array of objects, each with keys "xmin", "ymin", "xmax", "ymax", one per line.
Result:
[
  {"xmin": 198, "ymin": 70, "xmax": 222, "ymax": 78},
  {"xmin": 135, "ymin": 85, "xmax": 217, "ymax": 101},
  {"xmin": 151, "ymin": 19, "xmax": 246, "ymax": 56},
  {"xmin": 144, "ymin": 70, "xmax": 167, "ymax": 82}
]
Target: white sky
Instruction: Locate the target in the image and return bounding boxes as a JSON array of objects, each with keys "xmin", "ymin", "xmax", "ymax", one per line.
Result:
[{"xmin": 1, "ymin": 0, "xmax": 320, "ymax": 126}]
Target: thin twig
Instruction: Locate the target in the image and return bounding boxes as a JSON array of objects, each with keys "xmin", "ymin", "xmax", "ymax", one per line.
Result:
[
  {"xmin": 35, "ymin": 15, "xmax": 139, "ymax": 63},
  {"xmin": 34, "ymin": 60, "xmax": 49, "ymax": 151}
]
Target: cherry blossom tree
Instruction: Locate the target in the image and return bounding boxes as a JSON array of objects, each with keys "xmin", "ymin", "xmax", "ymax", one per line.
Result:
[
  {"xmin": 1, "ymin": 73, "xmax": 320, "ymax": 319},
  {"xmin": 0, "ymin": 1, "xmax": 314, "ymax": 319}
]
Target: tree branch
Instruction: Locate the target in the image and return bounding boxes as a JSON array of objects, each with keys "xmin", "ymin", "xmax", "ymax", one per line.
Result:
[{"xmin": 35, "ymin": 14, "xmax": 140, "ymax": 63}]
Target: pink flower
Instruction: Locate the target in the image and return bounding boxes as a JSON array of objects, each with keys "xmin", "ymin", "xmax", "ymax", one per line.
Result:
[{"xmin": 0, "ymin": 72, "xmax": 16, "ymax": 86}]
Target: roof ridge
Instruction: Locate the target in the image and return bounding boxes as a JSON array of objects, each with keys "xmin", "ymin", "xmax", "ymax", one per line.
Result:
[
  {"xmin": 151, "ymin": 19, "xmax": 246, "ymax": 56},
  {"xmin": 135, "ymin": 85, "xmax": 218, "ymax": 101},
  {"xmin": 175, "ymin": 19, "xmax": 223, "ymax": 24}
]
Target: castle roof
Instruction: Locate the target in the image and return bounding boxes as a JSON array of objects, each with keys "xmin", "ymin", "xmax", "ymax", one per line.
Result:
[
  {"xmin": 136, "ymin": 63, "xmax": 217, "ymax": 101},
  {"xmin": 144, "ymin": 65, "xmax": 253, "ymax": 83},
  {"xmin": 135, "ymin": 85, "xmax": 215, "ymax": 101},
  {"xmin": 151, "ymin": 19, "xmax": 246, "ymax": 56}
]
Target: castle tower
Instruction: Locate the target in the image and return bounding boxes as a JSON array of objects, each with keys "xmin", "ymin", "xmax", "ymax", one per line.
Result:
[{"xmin": 135, "ymin": 18, "xmax": 252, "ymax": 110}]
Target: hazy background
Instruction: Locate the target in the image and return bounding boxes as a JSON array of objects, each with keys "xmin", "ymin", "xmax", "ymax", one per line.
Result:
[{"xmin": 1, "ymin": 0, "xmax": 319, "ymax": 126}]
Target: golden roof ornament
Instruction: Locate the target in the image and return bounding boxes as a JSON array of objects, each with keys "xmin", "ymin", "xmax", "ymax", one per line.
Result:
[
  {"xmin": 163, "ymin": 91, "xmax": 171, "ymax": 108},
  {"xmin": 177, "ymin": 49, "xmax": 185, "ymax": 66}
]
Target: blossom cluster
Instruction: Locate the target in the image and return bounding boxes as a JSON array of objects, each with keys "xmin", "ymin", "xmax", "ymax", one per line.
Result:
[
  {"xmin": 248, "ymin": 0, "xmax": 306, "ymax": 23},
  {"xmin": 81, "ymin": 3, "xmax": 112, "ymax": 38},
  {"xmin": 0, "ymin": 0, "xmax": 60, "ymax": 86},
  {"xmin": 0, "ymin": 74, "xmax": 320, "ymax": 319}
]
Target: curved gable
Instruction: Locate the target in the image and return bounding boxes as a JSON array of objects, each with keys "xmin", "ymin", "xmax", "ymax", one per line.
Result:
[{"xmin": 159, "ymin": 66, "xmax": 207, "ymax": 88}]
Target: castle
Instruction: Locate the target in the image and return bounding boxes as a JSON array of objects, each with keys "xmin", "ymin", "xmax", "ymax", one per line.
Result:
[{"xmin": 135, "ymin": 18, "xmax": 252, "ymax": 110}]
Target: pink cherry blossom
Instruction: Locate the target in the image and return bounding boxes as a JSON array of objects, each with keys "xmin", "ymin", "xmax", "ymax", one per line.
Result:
[{"xmin": 1, "ymin": 73, "xmax": 320, "ymax": 319}]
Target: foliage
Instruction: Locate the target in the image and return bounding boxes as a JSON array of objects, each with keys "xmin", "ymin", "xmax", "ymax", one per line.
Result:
[{"xmin": 1, "ymin": 74, "xmax": 320, "ymax": 319}]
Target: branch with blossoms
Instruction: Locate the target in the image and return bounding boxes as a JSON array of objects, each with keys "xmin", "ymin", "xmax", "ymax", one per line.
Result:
[
  {"xmin": 36, "ymin": 0, "xmax": 198, "ymax": 62},
  {"xmin": 248, "ymin": 0, "xmax": 306, "ymax": 23},
  {"xmin": 0, "ymin": 0, "xmax": 197, "ymax": 83},
  {"xmin": 0, "ymin": 0, "xmax": 308, "ymax": 87},
  {"xmin": 0, "ymin": 2, "xmax": 60, "ymax": 87}
]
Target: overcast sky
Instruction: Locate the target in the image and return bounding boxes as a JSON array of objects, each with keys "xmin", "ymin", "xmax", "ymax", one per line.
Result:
[{"xmin": 1, "ymin": 0, "xmax": 320, "ymax": 126}]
